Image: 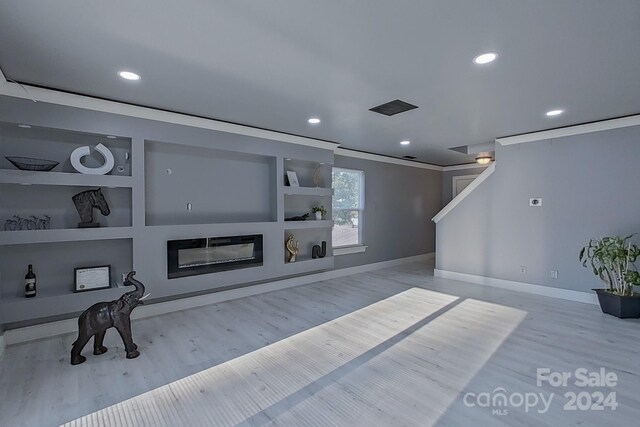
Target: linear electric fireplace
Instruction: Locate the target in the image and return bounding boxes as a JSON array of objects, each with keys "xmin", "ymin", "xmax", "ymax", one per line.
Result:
[{"xmin": 167, "ymin": 234, "xmax": 263, "ymax": 279}]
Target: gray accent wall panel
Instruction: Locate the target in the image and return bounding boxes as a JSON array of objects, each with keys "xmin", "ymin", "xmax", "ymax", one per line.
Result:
[
  {"xmin": 333, "ymin": 155, "xmax": 441, "ymax": 270},
  {"xmin": 436, "ymin": 125, "xmax": 640, "ymax": 292}
]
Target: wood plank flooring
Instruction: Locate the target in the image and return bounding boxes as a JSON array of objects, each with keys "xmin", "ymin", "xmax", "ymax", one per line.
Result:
[{"xmin": 1, "ymin": 261, "xmax": 639, "ymax": 426}]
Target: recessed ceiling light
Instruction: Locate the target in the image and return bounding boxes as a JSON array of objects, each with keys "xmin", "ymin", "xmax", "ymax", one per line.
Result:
[
  {"xmin": 307, "ymin": 117, "xmax": 321, "ymax": 124},
  {"xmin": 400, "ymin": 140, "xmax": 411, "ymax": 145},
  {"xmin": 18, "ymin": 124, "xmax": 32, "ymax": 129},
  {"xmin": 106, "ymin": 135, "xmax": 117, "ymax": 139},
  {"xmin": 118, "ymin": 70, "xmax": 141, "ymax": 81},
  {"xmin": 545, "ymin": 109, "xmax": 564, "ymax": 117},
  {"xmin": 473, "ymin": 52, "xmax": 498, "ymax": 65}
]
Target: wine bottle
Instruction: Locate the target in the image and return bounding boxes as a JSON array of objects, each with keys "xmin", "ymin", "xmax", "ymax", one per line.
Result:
[{"xmin": 25, "ymin": 264, "xmax": 36, "ymax": 298}]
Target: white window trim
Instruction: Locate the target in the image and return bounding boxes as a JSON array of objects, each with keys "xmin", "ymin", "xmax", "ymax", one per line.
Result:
[
  {"xmin": 334, "ymin": 245, "xmax": 368, "ymax": 256},
  {"xmin": 332, "ymin": 167, "xmax": 365, "ymax": 248}
]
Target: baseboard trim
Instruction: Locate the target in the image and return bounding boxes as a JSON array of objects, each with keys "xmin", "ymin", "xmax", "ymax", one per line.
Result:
[
  {"xmin": 434, "ymin": 269, "xmax": 598, "ymax": 305},
  {"xmin": 3, "ymin": 253, "xmax": 434, "ymax": 346}
]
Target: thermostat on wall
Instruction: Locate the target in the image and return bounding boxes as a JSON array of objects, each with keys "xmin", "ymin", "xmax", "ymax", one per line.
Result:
[{"xmin": 529, "ymin": 197, "xmax": 543, "ymax": 207}]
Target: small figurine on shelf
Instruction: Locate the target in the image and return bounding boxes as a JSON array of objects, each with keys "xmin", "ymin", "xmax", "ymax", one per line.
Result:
[
  {"xmin": 312, "ymin": 241, "xmax": 327, "ymax": 259},
  {"xmin": 3, "ymin": 215, "xmax": 51, "ymax": 231},
  {"xmin": 286, "ymin": 234, "xmax": 300, "ymax": 263},
  {"xmin": 312, "ymin": 206, "xmax": 327, "ymax": 220},
  {"xmin": 285, "ymin": 213, "xmax": 309, "ymax": 222}
]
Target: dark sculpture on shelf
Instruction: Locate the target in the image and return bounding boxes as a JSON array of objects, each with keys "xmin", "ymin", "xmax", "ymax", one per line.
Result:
[
  {"xmin": 312, "ymin": 241, "xmax": 327, "ymax": 259},
  {"xmin": 285, "ymin": 213, "xmax": 309, "ymax": 221},
  {"xmin": 4, "ymin": 215, "xmax": 50, "ymax": 231},
  {"xmin": 71, "ymin": 271, "xmax": 148, "ymax": 365},
  {"xmin": 72, "ymin": 188, "xmax": 110, "ymax": 228}
]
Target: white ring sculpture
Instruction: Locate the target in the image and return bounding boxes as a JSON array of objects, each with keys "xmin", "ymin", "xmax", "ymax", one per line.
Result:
[{"xmin": 70, "ymin": 143, "xmax": 115, "ymax": 175}]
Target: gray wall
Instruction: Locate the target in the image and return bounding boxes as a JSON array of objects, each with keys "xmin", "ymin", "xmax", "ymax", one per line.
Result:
[
  {"xmin": 441, "ymin": 166, "xmax": 488, "ymax": 206},
  {"xmin": 334, "ymin": 155, "xmax": 442, "ymax": 270},
  {"xmin": 145, "ymin": 141, "xmax": 276, "ymax": 225},
  {"xmin": 436, "ymin": 125, "xmax": 640, "ymax": 292}
]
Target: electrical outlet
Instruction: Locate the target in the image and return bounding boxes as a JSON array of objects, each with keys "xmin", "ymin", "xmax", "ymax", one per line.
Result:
[
  {"xmin": 550, "ymin": 270, "xmax": 558, "ymax": 279},
  {"xmin": 520, "ymin": 266, "xmax": 527, "ymax": 274},
  {"xmin": 529, "ymin": 197, "xmax": 543, "ymax": 207}
]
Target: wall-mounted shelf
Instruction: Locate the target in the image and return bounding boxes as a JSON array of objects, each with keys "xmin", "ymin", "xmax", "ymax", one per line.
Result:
[
  {"xmin": 0, "ymin": 227, "xmax": 133, "ymax": 245},
  {"xmin": 0, "ymin": 169, "xmax": 134, "ymax": 188},
  {"xmin": 0, "ymin": 286, "xmax": 126, "ymax": 323},
  {"xmin": 283, "ymin": 256, "xmax": 333, "ymax": 275},
  {"xmin": 283, "ymin": 220, "xmax": 333, "ymax": 230},
  {"xmin": 283, "ymin": 186, "xmax": 333, "ymax": 196}
]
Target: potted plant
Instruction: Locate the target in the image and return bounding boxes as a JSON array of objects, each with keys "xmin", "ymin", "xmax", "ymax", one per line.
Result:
[
  {"xmin": 579, "ymin": 235, "xmax": 640, "ymax": 318},
  {"xmin": 311, "ymin": 205, "xmax": 327, "ymax": 220}
]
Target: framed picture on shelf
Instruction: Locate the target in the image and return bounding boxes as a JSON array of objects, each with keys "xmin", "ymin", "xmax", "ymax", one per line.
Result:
[
  {"xmin": 74, "ymin": 265, "xmax": 111, "ymax": 292},
  {"xmin": 286, "ymin": 171, "xmax": 300, "ymax": 187}
]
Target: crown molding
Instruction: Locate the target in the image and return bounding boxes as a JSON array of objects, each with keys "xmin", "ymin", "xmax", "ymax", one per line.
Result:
[
  {"xmin": 0, "ymin": 70, "xmax": 339, "ymax": 152},
  {"xmin": 496, "ymin": 114, "xmax": 640, "ymax": 146},
  {"xmin": 335, "ymin": 148, "xmax": 443, "ymax": 171},
  {"xmin": 441, "ymin": 163, "xmax": 489, "ymax": 172}
]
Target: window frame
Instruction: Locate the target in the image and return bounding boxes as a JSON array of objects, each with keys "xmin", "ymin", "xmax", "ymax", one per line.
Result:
[{"xmin": 331, "ymin": 167, "xmax": 365, "ymax": 249}]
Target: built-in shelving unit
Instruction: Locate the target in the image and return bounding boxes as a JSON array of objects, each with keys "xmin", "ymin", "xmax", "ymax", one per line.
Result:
[
  {"xmin": 282, "ymin": 158, "xmax": 333, "ymax": 267},
  {"xmin": 0, "ymin": 101, "xmax": 335, "ymax": 326}
]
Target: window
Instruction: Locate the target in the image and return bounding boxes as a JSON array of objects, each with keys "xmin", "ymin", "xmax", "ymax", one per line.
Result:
[{"xmin": 332, "ymin": 167, "xmax": 364, "ymax": 248}]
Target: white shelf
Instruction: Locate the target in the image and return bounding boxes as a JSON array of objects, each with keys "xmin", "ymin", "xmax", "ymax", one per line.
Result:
[
  {"xmin": 282, "ymin": 256, "xmax": 333, "ymax": 275},
  {"xmin": 0, "ymin": 286, "xmax": 126, "ymax": 323},
  {"xmin": 283, "ymin": 186, "xmax": 333, "ymax": 196},
  {"xmin": 0, "ymin": 227, "xmax": 133, "ymax": 245},
  {"xmin": 0, "ymin": 169, "xmax": 134, "ymax": 188},
  {"xmin": 283, "ymin": 220, "xmax": 333, "ymax": 230}
]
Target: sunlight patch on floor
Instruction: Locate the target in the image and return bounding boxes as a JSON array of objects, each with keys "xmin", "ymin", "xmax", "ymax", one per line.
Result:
[{"xmin": 63, "ymin": 288, "xmax": 526, "ymax": 426}]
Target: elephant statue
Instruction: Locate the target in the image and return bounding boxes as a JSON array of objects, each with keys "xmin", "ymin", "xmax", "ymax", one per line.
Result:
[{"xmin": 71, "ymin": 271, "xmax": 148, "ymax": 365}]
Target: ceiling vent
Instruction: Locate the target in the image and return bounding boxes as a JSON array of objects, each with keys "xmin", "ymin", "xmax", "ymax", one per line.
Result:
[
  {"xmin": 369, "ymin": 99, "xmax": 418, "ymax": 116},
  {"xmin": 403, "ymin": 155, "xmax": 417, "ymax": 160}
]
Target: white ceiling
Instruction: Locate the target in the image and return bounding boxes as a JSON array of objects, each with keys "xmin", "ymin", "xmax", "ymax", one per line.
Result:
[{"xmin": 1, "ymin": 0, "xmax": 639, "ymax": 165}]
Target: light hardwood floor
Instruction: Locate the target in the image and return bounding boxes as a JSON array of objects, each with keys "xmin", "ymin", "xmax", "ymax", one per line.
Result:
[{"xmin": 1, "ymin": 261, "xmax": 639, "ymax": 426}]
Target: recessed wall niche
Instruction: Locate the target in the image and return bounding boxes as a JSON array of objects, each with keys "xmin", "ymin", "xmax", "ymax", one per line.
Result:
[
  {"xmin": 0, "ymin": 184, "xmax": 132, "ymax": 230},
  {"xmin": 145, "ymin": 140, "xmax": 277, "ymax": 226},
  {"xmin": 0, "ymin": 121, "xmax": 132, "ymax": 176}
]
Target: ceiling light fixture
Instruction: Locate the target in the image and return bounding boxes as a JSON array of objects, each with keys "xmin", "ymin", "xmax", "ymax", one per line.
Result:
[
  {"xmin": 18, "ymin": 124, "xmax": 32, "ymax": 129},
  {"xmin": 476, "ymin": 155, "xmax": 492, "ymax": 165},
  {"xmin": 118, "ymin": 70, "xmax": 141, "ymax": 81},
  {"xmin": 106, "ymin": 135, "xmax": 117, "ymax": 139},
  {"xmin": 545, "ymin": 109, "xmax": 564, "ymax": 117},
  {"xmin": 473, "ymin": 52, "xmax": 498, "ymax": 65},
  {"xmin": 400, "ymin": 140, "xmax": 411, "ymax": 145},
  {"xmin": 307, "ymin": 117, "xmax": 321, "ymax": 124}
]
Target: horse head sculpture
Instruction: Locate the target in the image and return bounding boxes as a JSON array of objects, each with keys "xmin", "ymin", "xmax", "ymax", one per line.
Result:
[{"xmin": 72, "ymin": 188, "xmax": 110, "ymax": 227}]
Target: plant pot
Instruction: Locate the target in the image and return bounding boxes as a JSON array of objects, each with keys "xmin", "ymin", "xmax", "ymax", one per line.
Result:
[
  {"xmin": 593, "ymin": 289, "xmax": 640, "ymax": 318},
  {"xmin": 315, "ymin": 212, "xmax": 322, "ymax": 220}
]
